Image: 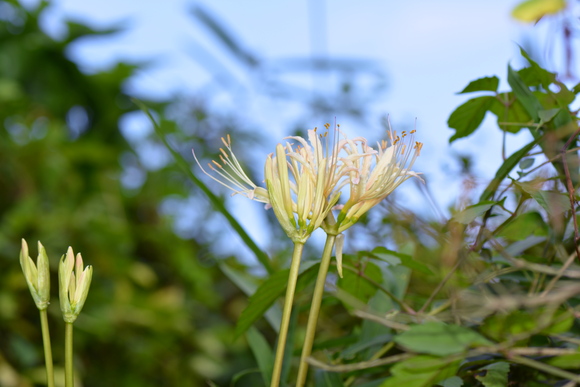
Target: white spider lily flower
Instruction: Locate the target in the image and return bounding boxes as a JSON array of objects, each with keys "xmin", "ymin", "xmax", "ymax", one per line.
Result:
[
  {"xmin": 194, "ymin": 130, "xmax": 342, "ymax": 243},
  {"xmin": 59, "ymin": 247, "xmax": 92, "ymax": 323},
  {"xmin": 334, "ymin": 128, "xmax": 423, "ymax": 233},
  {"xmin": 192, "ymin": 135, "xmax": 269, "ymax": 204},
  {"xmin": 265, "ymin": 141, "xmax": 341, "ymax": 243},
  {"xmin": 20, "ymin": 239, "xmax": 50, "ymax": 310}
]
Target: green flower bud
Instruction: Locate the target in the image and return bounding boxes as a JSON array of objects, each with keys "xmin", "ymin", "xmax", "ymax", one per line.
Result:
[
  {"xmin": 19, "ymin": 239, "xmax": 50, "ymax": 310},
  {"xmin": 59, "ymin": 247, "xmax": 93, "ymax": 323}
]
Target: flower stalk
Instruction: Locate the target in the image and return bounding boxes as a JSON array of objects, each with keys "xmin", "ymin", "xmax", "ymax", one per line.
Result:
[{"xmin": 59, "ymin": 247, "xmax": 92, "ymax": 387}]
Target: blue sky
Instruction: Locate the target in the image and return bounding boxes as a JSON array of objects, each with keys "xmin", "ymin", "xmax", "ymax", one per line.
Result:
[{"xmin": 28, "ymin": 0, "xmax": 552, "ymax": 252}]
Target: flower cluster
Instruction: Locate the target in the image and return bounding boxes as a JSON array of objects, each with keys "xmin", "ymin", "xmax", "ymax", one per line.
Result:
[{"xmin": 195, "ymin": 123, "xmax": 423, "ymax": 244}]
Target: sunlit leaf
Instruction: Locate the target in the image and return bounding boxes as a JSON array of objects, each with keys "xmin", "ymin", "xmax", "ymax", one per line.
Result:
[
  {"xmin": 512, "ymin": 0, "xmax": 565, "ymax": 23},
  {"xmin": 370, "ymin": 247, "xmax": 433, "ymax": 275}
]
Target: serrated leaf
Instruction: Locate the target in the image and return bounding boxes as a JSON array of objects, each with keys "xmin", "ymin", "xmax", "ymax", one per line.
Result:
[
  {"xmin": 448, "ymin": 96, "xmax": 495, "ymax": 142},
  {"xmin": 452, "ymin": 200, "xmax": 499, "ymax": 225},
  {"xmin": 370, "ymin": 247, "xmax": 433, "ymax": 275},
  {"xmin": 476, "ymin": 362, "xmax": 510, "ymax": 387},
  {"xmin": 518, "ymin": 48, "xmax": 557, "ymax": 89},
  {"xmin": 234, "ymin": 263, "xmax": 319, "ymax": 338},
  {"xmin": 512, "ymin": 0, "xmax": 565, "ymax": 22},
  {"xmin": 394, "ymin": 322, "xmax": 493, "ymax": 356},
  {"xmin": 458, "ymin": 76, "xmax": 499, "ymax": 94},
  {"xmin": 246, "ymin": 326, "xmax": 273, "ymax": 386}
]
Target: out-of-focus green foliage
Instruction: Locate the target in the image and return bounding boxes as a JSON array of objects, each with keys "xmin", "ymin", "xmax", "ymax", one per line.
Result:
[{"xmin": 0, "ymin": 2, "xmax": 258, "ymax": 386}]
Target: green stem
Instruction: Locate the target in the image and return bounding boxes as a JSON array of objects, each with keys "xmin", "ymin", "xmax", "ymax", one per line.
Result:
[
  {"xmin": 64, "ymin": 322, "xmax": 74, "ymax": 387},
  {"xmin": 296, "ymin": 234, "xmax": 336, "ymax": 387},
  {"xmin": 39, "ymin": 309, "xmax": 55, "ymax": 387},
  {"xmin": 271, "ymin": 242, "xmax": 305, "ymax": 387}
]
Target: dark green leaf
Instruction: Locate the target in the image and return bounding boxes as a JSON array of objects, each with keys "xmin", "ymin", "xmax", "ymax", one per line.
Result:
[
  {"xmin": 546, "ymin": 354, "xmax": 580, "ymax": 369},
  {"xmin": 497, "ymin": 212, "xmax": 547, "ymax": 241},
  {"xmin": 507, "ymin": 65, "xmax": 542, "ymax": 122},
  {"xmin": 394, "ymin": 322, "xmax": 493, "ymax": 356},
  {"xmin": 475, "ymin": 362, "xmax": 510, "ymax": 387},
  {"xmin": 370, "ymin": 247, "xmax": 433, "ymax": 275},
  {"xmin": 479, "ymin": 139, "xmax": 538, "ymax": 201},
  {"xmin": 438, "ymin": 376, "xmax": 464, "ymax": 387},
  {"xmin": 448, "ymin": 96, "xmax": 495, "ymax": 142},
  {"xmin": 234, "ymin": 263, "xmax": 319, "ymax": 338},
  {"xmin": 481, "ymin": 310, "xmax": 536, "ymax": 342},
  {"xmin": 380, "ymin": 355, "xmax": 461, "ymax": 387},
  {"xmin": 488, "ymin": 93, "xmax": 532, "ymax": 133},
  {"xmin": 519, "ymin": 47, "xmax": 557, "ymax": 89},
  {"xmin": 246, "ymin": 326, "xmax": 273, "ymax": 387},
  {"xmin": 458, "ymin": 76, "xmax": 499, "ymax": 94},
  {"xmin": 338, "ymin": 261, "xmax": 382, "ymax": 303}
]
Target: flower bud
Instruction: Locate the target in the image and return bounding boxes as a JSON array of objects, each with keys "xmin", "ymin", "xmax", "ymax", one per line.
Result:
[
  {"xmin": 59, "ymin": 247, "xmax": 93, "ymax": 323},
  {"xmin": 19, "ymin": 239, "xmax": 50, "ymax": 310}
]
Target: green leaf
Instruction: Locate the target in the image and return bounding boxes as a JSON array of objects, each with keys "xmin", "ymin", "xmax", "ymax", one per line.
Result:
[
  {"xmin": 497, "ymin": 212, "xmax": 547, "ymax": 241},
  {"xmin": 518, "ymin": 48, "xmax": 557, "ymax": 89},
  {"xmin": 514, "ymin": 181, "xmax": 572, "ymax": 215},
  {"xmin": 538, "ymin": 108, "xmax": 560, "ymax": 123},
  {"xmin": 338, "ymin": 261, "xmax": 383, "ymax": 303},
  {"xmin": 380, "ymin": 355, "xmax": 461, "ymax": 387},
  {"xmin": 234, "ymin": 263, "xmax": 319, "ymax": 338},
  {"xmin": 507, "ymin": 65, "xmax": 542, "ymax": 122},
  {"xmin": 458, "ymin": 76, "xmax": 499, "ymax": 94},
  {"xmin": 512, "ymin": 0, "xmax": 565, "ymax": 22},
  {"xmin": 481, "ymin": 310, "xmax": 536, "ymax": 342},
  {"xmin": 370, "ymin": 247, "xmax": 433, "ymax": 275},
  {"xmin": 394, "ymin": 322, "xmax": 493, "ymax": 356},
  {"xmin": 476, "ymin": 362, "xmax": 510, "ymax": 387},
  {"xmin": 448, "ymin": 96, "xmax": 496, "ymax": 142},
  {"xmin": 452, "ymin": 200, "xmax": 498, "ymax": 225},
  {"xmin": 518, "ymin": 158, "xmax": 535, "ymax": 169},
  {"xmin": 546, "ymin": 354, "xmax": 580, "ymax": 369},
  {"xmin": 489, "ymin": 93, "xmax": 532, "ymax": 133},
  {"xmin": 479, "ymin": 139, "xmax": 538, "ymax": 201},
  {"xmin": 438, "ymin": 376, "xmax": 464, "ymax": 387},
  {"xmin": 314, "ymin": 369, "xmax": 345, "ymax": 387},
  {"xmin": 246, "ymin": 326, "xmax": 273, "ymax": 387}
]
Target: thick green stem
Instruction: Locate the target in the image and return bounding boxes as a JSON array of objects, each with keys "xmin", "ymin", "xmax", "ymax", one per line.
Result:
[
  {"xmin": 296, "ymin": 234, "xmax": 336, "ymax": 387},
  {"xmin": 39, "ymin": 309, "xmax": 55, "ymax": 387},
  {"xmin": 271, "ymin": 242, "xmax": 305, "ymax": 387},
  {"xmin": 64, "ymin": 322, "xmax": 74, "ymax": 387}
]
